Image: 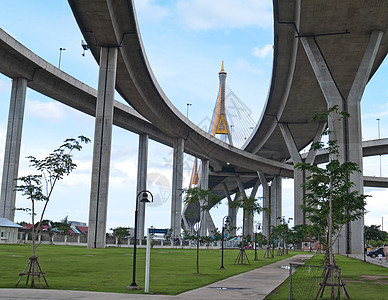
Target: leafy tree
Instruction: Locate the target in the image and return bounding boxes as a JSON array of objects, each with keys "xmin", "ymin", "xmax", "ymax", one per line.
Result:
[
  {"xmin": 295, "ymin": 141, "xmax": 367, "ymax": 265},
  {"xmin": 295, "ymin": 107, "xmax": 367, "ymax": 298},
  {"xmin": 111, "ymin": 226, "xmax": 130, "ymax": 238},
  {"xmin": 210, "ymin": 228, "xmax": 222, "ymax": 242},
  {"xmin": 292, "ymin": 223, "xmax": 323, "ymax": 251},
  {"xmin": 51, "ymin": 216, "xmax": 71, "ymax": 235},
  {"xmin": 164, "ymin": 228, "xmax": 173, "ymax": 242},
  {"xmin": 110, "ymin": 227, "xmax": 130, "ymax": 247},
  {"xmin": 365, "ymin": 225, "xmax": 388, "ymax": 246},
  {"xmin": 15, "ymin": 136, "xmax": 90, "ymax": 287},
  {"xmin": 230, "ymin": 195, "xmax": 262, "ymax": 264},
  {"xmin": 183, "ymin": 187, "xmax": 221, "ymax": 273}
]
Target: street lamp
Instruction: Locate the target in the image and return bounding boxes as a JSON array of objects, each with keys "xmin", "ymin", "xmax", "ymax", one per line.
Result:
[
  {"xmin": 220, "ymin": 215, "xmax": 232, "ymax": 269},
  {"xmin": 377, "ymin": 118, "xmax": 382, "ymax": 176},
  {"xmin": 285, "ymin": 218, "xmax": 292, "ymax": 254},
  {"xmin": 186, "ymin": 103, "xmax": 192, "ymax": 118},
  {"xmin": 254, "ymin": 223, "xmax": 261, "ymax": 261},
  {"xmin": 127, "ymin": 190, "xmax": 153, "ymax": 290},
  {"xmin": 58, "ymin": 47, "xmax": 66, "ymax": 69}
]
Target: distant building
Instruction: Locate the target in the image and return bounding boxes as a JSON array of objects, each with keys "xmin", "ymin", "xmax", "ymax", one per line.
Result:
[
  {"xmin": 69, "ymin": 221, "xmax": 87, "ymax": 226},
  {"xmin": 0, "ymin": 218, "xmax": 23, "ymax": 244},
  {"xmin": 69, "ymin": 225, "xmax": 88, "ymax": 235}
]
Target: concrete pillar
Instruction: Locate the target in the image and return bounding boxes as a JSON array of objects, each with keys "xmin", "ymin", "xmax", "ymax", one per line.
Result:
[
  {"xmin": 136, "ymin": 134, "xmax": 149, "ymax": 239},
  {"xmin": 279, "ymin": 121, "xmax": 324, "ymax": 226},
  {"xmin": 87, "ymin": 46, "xmax": 118, "ymax": 248},
  {"xmin": 271, "ymin": 175, "xmax": 282, "ymax": 227},
  {"xmin": 346, "ymin": 31, "xmax": 383, "ymax": 254},
  {"xmin": 206, "ymin": 211, "xmax": 216, "ymax": 234},
  {"xmin": 222, "ymin": 182, "xmax": 238, "ymax": 236},
  {"xmin": 170, "ymin": 137, "xmax": 184, "ymax": 239},
  {"xmin": 279, "ymin": 123, "xmax": 304, "ymax": 225},
  {"xmin": 301, "ymin": 31, "xmax": 383, "ymax": 254},
  {"xmin": 235, "ymin": 176, "xmax": 260, "ymax": 239},
  {"xmin": 199, "ymin": 159, "xmax": 209, "ymax": 236},
  {"xmin": 258, "ymin": 172, "xmax": 270, "ymax": 238},
  {"xmin": 0, "ymin": 78, "xmax": 27, "ymax": 220}
]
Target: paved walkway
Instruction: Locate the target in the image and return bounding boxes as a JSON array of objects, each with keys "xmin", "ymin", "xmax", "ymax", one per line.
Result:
[
  {"xmin": 346, "ymin": 253, "xmax": 388, "ymax": 268},
  {"xmin": 0, "ymin": 254, "xmax": 312, "ymax": 300}
]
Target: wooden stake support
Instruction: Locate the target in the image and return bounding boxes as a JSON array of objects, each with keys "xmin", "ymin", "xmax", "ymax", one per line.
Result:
[
  {"xmin": 234, "ymin": 248, "xmax": 250, "ymax": 265},
  {"xmin": 16, "ymin": 256, "xmax": 48, "ymax": 288}
]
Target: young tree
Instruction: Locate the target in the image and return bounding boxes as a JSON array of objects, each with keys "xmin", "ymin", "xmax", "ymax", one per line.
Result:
[
  {"xmin": 15, "ymin": 136, "xmax": 90, "ymax": 287},
  {"xmin": 295, "ymin": 107, "xmax": 367, "ymax": 298},
  {"xmin": 230, "ymin": 195, "xmax": 262, "ymax": 264},
  {"xmin": 183, "ymin": 187, "xmax": 221, "ymax": 273}
]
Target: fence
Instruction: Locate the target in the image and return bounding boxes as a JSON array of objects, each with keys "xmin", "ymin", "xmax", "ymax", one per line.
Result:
[
  {"xmin": 289, "ymin": 263, "xmax": 343, "ymax": 300},
  {"xmin": 17, "ymin": 232, "xmax": 226, "ymax": 248}
]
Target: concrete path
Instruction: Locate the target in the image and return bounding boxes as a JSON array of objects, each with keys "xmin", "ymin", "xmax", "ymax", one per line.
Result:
[
  {"xmin": 346, "ymin": 253, "xmax": 388, "ymax": 268},
  {"xmin": 0, "ymin": 254, "xmax": 312, "ymax": 300}
]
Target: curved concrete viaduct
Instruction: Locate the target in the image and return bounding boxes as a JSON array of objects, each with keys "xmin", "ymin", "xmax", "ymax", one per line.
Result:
[
  {"xmin": 66, "ymin": 0, "xmax": 387, "ymax": 252},
  {"xmin": 0, "ymin": 1, "xmax": 387, "ymax": 252}
]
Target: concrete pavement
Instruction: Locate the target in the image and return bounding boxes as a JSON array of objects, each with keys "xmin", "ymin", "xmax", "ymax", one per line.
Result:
[
  {"xmin": 346, "ymin": 253, "xmax": 388, "ymax": 268},
  {"xmin": 0, "ymin": 254, "xmax": 312, "ymax": 300}
]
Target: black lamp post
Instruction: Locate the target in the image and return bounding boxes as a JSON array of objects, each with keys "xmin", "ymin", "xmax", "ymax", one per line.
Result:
[
  {"xmin": 220, "ymin": 215, "xmax": 231, "ymax": 269},
  {"xmin": 127, "ymin": 190, "xmax": 153, "ymax": 290},
  {"xmin": 58, "ymin": 47, "xmax": 66, "ymax": 69},
  {"xmin": 285, "ymin": 218, "xmax": 292, "ymax": 254},
  {"xmin": 254, "ymin": 223, "xmax": 261, "ymax": 261}
]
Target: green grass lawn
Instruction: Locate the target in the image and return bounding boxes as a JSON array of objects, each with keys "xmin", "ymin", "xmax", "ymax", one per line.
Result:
[
  {"xmin": 266, "ymin": 254, "xmax": 388, "ymax": 300},
  {"xmin": 0, "ymin": 244, "xmax": 297, "ymax": 295}
]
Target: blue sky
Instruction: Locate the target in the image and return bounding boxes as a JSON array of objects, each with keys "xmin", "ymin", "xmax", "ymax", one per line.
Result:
[{"xmin": 0, "ymin": 0, "xmax": 387, "ymax": 234}]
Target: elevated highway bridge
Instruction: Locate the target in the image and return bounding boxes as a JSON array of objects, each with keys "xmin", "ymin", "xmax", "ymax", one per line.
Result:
[{"xmin": 0, "ymin": 0, "xmax": 387, "ymax": 253}]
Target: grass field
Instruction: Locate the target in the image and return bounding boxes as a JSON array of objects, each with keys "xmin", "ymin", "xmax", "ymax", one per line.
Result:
[
  {"xmin": 266, "ymin": 254, "xmax": 388, "ymax": 300},
  {"xmin": 0, "ymin": 244, "xmax": 296, "ymax": 295}
]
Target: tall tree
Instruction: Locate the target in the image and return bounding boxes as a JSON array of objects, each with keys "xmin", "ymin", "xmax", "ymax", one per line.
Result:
[
  {"xmin": 295, "ymin": 107, "xmax": 367, "ymax": 298},
  {"xmin": 183, "ymin": 187, "xmax": 221, "ymax": 273},
  {"xmin": 230, "ymin": 195, "xmax": 262, "ymax": 264},
  {"xmin": 15, "ymin": 136, "xmax": 90, "ymax": 287}
]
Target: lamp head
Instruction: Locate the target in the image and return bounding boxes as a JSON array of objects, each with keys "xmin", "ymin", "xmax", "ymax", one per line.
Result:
[{"xmin": 140, "ymin": 192, "xmax": 150, "ymax": 203}]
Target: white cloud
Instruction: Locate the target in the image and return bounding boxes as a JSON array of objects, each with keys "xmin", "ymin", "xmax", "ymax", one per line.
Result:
[
  {"xmin": 253, "ymin": 44, "xmax": 273, "ymax": 59},
  {"xmin": 364, "ymin": 188, "xmax": 388, "ymax": 228},
  {"xmin": 134, "ymin": 0, "xmax": 169, "ymax": 23},
  {"xmin": 114, "ymin": 159, "xmax": 138, "ymax": 179},
  {"xmin": 177, "ymin": 0, "xmax": 272, "ymax": 30},
  {"xmin": 26, "ymin": 99, "xmax": 66, "ymax": 123}
]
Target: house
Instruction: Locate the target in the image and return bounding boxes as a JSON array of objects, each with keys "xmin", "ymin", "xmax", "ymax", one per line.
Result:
[{"xmin": 0, "ymin": 218, "xmax": 23, "ymax": 244}]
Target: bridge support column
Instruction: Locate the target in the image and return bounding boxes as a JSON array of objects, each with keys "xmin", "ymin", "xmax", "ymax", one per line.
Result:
[
  {"xmin": 235, "ymin": 176, "xmax": 260, "ymax": 239},
  {"xmin": 136, "ymin": 133, "xmax": 148, "ymax": 239},
  {"xmin": 279, "ymin": 123, "xmax": 303, "ymax": 226},
  {"xmin": 88, "ymin": 46, "xmax": 117, "ymax": 248},
  {"xmin": 301, "ymin": 31, "xmax": 383, "ymax": 254},
  {"xmin": 171, "ymin": 137, "xmax": 184, "ymax": 239},
  {"xmin": 222, "ymin": 182, "xmax": 238, "ymax": 237},
  {"xmin": 199, "ymin": 159, "xmax": 209, "ymax": 236},
  {"xmin": 0, "ymin": 78, "xmax": 27, "ymax": 220},
  {"xmin": 279, "ymin": 123, "xmax": 324, "ymax": 226},
  {"xmin": 271, "ymin": 175, "xmax": 282, "ymax": 227},
  {"xmin": 258, "ymin": 172, "xmax": 270, "ymax": 238}
]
